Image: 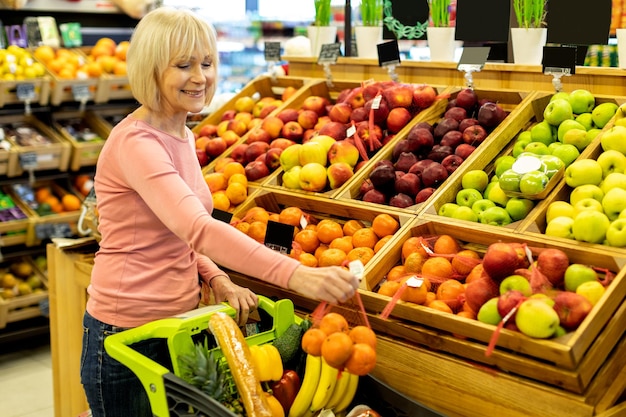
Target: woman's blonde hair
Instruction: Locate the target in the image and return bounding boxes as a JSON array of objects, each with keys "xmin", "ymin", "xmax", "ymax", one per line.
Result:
[{"xmin": 126, "ymin": 6, "xmax": 219, "ymax": 111}]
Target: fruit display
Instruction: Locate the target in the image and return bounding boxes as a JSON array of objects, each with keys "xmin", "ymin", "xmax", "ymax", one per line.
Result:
[
  {"xmin": 337, "ymin": 87, "xmax": 521, "ymax": 212},
  {"xmin": 0, "ymin": 256, "xmax": 49, "ymax": 329},
  {"xmin": 203, "ymin": 160, "xmax": 252, "ymax": 212},
  {"xmin": 52, "ymin": 111, "xmax": 110, "ymax": 171},
  {"xmin": 0, "ymin": 189, "xmax": 28, "ymax": 222},
  {"xmin": 11, "ymin": 182, "xmax": 82, "ymax": 216},
  {"xmin": 0, "ymin": 45, "xmax": 47, "ymax": 81}
]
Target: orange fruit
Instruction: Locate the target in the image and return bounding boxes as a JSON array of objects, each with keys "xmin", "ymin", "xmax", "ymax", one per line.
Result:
[
  {"xmin": 222, "ymin": 161, "xmax": 246, "ymax": 180},
  {"xmin": 436, "ymin": 279, "xmax": 466, "ymax": 301},
  {"xmin": 214, "ymin": 157, "xmax": 235, "ymax": 172},
  {"xmin": 457, "ymin": 310, "xmax": 477, "ymax": 320},
  {"xmin": 224, "ymin": 182, "xmax": 247, "ymax": 205},
  {"xmin": 351, "ymin": 227, "xmax": 378, "ymax": 249},
  {"xmin": 401, "ymin": 236, "xmax": 430, "ymax": 262},
  {"xmin": 451, "ymin": 249, "xmax": 481, "ymax": 277},
  {"xmin": 403, "ymin": 252, "xmax": 426, "ymax": 274},
  {"xmin": 244, "ymin": 207, "xmax": 270, "ymax": 224},
  {"xmin": 371, "ymin": 213, "xmax": 399, "ymax": 238},
  {"xmin": 346, "ymin": 247, "xmax": 375, "ymax": 265},
  {"xmin": 95, "ymin": 37, "xmax": 116, "ymax": 54},
  {"xmin": 233, "ymin": 221, "xmax": 250, "ymax": 234},
  {"xmin": 399, "ymin": 276, "xmax": 430, "ymax": 305},
  {"xmin": 342, "ymin": 219, "xmax": 365, "ymax": 236},
  {"xmin": 329, "ymin": 236, "xmax": 353, "ymax": 254},
  {"xmin": 425, "ymin": 291, "xmax": 437, "ymax": 305},
  {"xmin": 35, "ymin": 187, "xmax": 52, "ymax": 203},
  {"xmin": 386, "ymin": 265, "xmax": 407, "ymax": 282},
  {"xmin": 34, "ymin": 45, "xmax": 55, "ymax": 63},
  {"xmin": 377, "ymin": 280, "xmax": 402, "ymax": 297},
  {"xmin": 204, "ymin": 172, "xmax": 227, "ymax": 192},
  {"xmin": 113, "ymin": 61, "xmax": 127, "ymax": 75},
  {"xmin": 465, "ymin": 263, "xmax": 486, "ymax": 283},
  {"xmin": 294, "ymin": 229, "xmax": 320, "ymax": 254},
  {"xmin": 318, "ymin": 312, "xmax": 349, "ymax": 335},
  {"xmin": 57, "ymin": 66, "xmax": 75, "ymax": 79},
  {"xmin": 344, "ymin": 342, "xmax": 377, "ymax": 376},
  {"xmin": 374, "ymin": 235, "xmax": 392, "ymax": 253},
  {"xmin": 321, "ymin": 331, "xmax": 353, "ymax": 369},
  {"xmin": 298, "ymin": 252, "xmax": 318, "ymax": 267},
  {"xmin": 427, "ymin": 299, "xmax": 454, "ymax": 314},
  {"xmin": 433, "ymin": 234, "xmax": 461, "ymax": 255},
  {"xmin": 314, "ymin": 244, "xmax": 329, "ymax": 260},
  {"xmin": 301, "ymin": 328, "xmax": 327, "ymax": 356},
  {"xmin": 115, "ymin": 41, "xmax": 130, "ymax": 61},
  {"xmin": 317, "ymin": 248, "xmax": 347, "ymax": 267},
  {"xmin": 316, "ymin": 219, "xmax": 344, "ymax": 244},
  {"xmin": 228, "ymin": 173, "xmax": 248, "ymax": 188},
  {"xmin": 279, "ymin": 206, "xmax": 304, "ymax": 227},
  {"xmin": 212, "ymin": 191, "xmax": 230, "ymax": 211},
  {"xmin": 421, "ymin": 257, "xmax": 454, "ymax": 281},
  {"xmin": 348, "ymin": 325, "xmax": 377, "ymax": 348},
  {"xmin": 247, "ymin": 221, "xmax": 267, "ymax": 242},
  {"xmin": 61, "ymin": 194, "xmax": 82, "ymax": 211}
]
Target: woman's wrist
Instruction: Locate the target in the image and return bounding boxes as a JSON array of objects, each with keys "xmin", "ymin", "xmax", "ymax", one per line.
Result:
[{"xmin": 207, "ymin": 274, "xmax": 230, "ymax": 288}]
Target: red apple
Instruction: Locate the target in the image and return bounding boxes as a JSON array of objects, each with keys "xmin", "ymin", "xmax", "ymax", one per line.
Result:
[
  {"xmin": 221, "ymin": 109, "xmax": 236, "ymax": 121},
  {"xmin": 439, "ymin": 130, "xmax": 464, "ymax": 148},
  {"xmin": 415, "ymin": 187, "xmax": 435, "ymax": 203},
  {"xmin": 246, "ymin": 127, "xmax": 272, "ymax": 144},
  {"xmin": 421, "ymin": 162, "xmax": 448, "ymax": 188},
  {"xmin": 269, "ymin": 138, "xmax": 296, "ymax": 150},
  {"xmin": 244, "ymin": 141, "xmax": 270, "ymax": 164},
  {"xmin": 394, "ymin": 172, "xmax": 421, "ymax": 197},
  {"xmin": 355, "ymin": 121, "xmax": 383, "ymax": 147},
  {"xmin": 394, "ymin": 151, "xmax": 419, "ymax": 173},
  {"xmin": 362, "ymin": 82, "xmax": 384, "ymax": 102},
  {"xmin": 297, "ymin": 109, "xmax": 319, "ymax": 130},
  {"xmin": 328, "ymin": 102, "xmax": 353, "ymax": 124},
  {"xmin": 265, "ymin": 147, "xmax": 284, "ymax": 170},
  {"xmin": 482, "ymin": 243, "xmax": 522, "ymax": 282},
  {"xmin": 301, "ymin": 95, "xmax": 330, "ymax": 116},
  {"xmin": 433, "ymin": 118, "xmax": 459, "ymax": 139},
  {"xmin": 226, "ymin": 119, "xmax": 247, "ymax": 137},
  {"xmin": 552, "ymin": 291, "xmax": 593, "ymax": 330},
  {"xmin": 465, "ymin": 276, "xmax": 500, "ymax": 313},
  {"xmin": 319, "ymin": 121, "xmax": 348, "ymax": 141},
  {"xmin": 405, "ymin": 126, "xmax": 434, "ymax": 153},
  {"xmin": 261, "ymin": 116, "xmax": 285, "ymax": 139},
  {"xmin": 536, "ymin": 248, "xmax": 570, "ymax": 287},
  {"xmin": 441, "ymin": 154, "xmax": 464, "ymax": 174},
  {"xmin": 196, "ymin": 148, "xmax": 209, "ymax": 166},
  {"xmin": 455, "ymin": 88, "xmax": 478, "ymax": 111},
  {"xmin": 328, "ymin": 140, "xmax": 359, "ymax": 167},
  {"xmin": 327, "ymin": 161, "xmax": 354, "ymax": 189},
  {"xmin": 427, "ymin": 145, "xmax": 453, "ymax": 162},
  {"xmin": 362, "ymin": 188, "xmax": 387, "ymax": 204},
  {"xmin": 462, "ymin": 124, "xmax": 488, "ymax": 145},
  {"xmin": 276, "ymin": 108, "xmax": 299, "ymax": 124},
  {"xmin": 386, "ymin": 107, "xmax": 412, "ymax": 133},
  {"xmin": 314, "ymin": 115, "xmax": 331, "ymax": 130},
  {"xmin": 382, "ymin": 83, "xmax": 414, "ymax": 109},
  {"xmin": 364, "ymin": 96, "xmax": 390, "ymax": 124},
  {"xmin": 389, "ymin": 193, "xmax": 414, "ymax": 208},
  {"xmin": 412, "ymin": 84, "xmax": 437, "ymax": 109},
  {"xmin": 359, "ymin": 178, "xmax": 374, "ymax": 195},
  {"xmin": 455, "ymin": 143, "xmax": 476, "ymax": 159},
  {"xmin": 281, "ymin": 121, "xmax": 304, "ymax": 141},
  {"xmin": 259, "ymin": 104, "xmax": 278, "ymax": 119},
  {"xmin": 458, "ymin": 117, "xmax": 480, "ymax": 132},
  {"xmin": 444, "ymin": 106, "xmax": 468, "ymax": 122},
  {"xmin": 198, "ymin": 124, "xmax": 218, "ymax": 138},
  {"xmin": 229, "ymin": 143, "xmax": 249, "ymax": 165},
  {"xmin": 478, "ymin": 102, "xmax": 507, "ymax": 127},
  {"xmin": 343, "ymin": 87, "xmax": 366, "ymax": 109},
  {"xmin": 205, "ymin": 136, "xmax": 228, "ymax": 157},
  {"xmin": 244, "ymin": 160, "xmax": 271, "ymax": 181}
]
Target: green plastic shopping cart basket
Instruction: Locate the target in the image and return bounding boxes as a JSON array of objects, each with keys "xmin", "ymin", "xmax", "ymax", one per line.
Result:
[{"xmin": 104, "ymin": 295, "xmax": 301, "ymax": 417}]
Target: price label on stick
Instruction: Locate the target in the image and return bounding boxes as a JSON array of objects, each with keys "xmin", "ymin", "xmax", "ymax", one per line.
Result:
[
  {"xmin": 457, "ymin": 47, "xmax": 491, "ymax": 72},
  {"xmin": 19, "ymin": 152, "xmax": 38, "ymax": 169},
  {"xmin": 212, "ymin": 208, "xmax": 233, "ymax": 224},
  {"xmin": 542, "ymin": 46, "xmax": 577, "ymax": 75},
  {"xmin": 317, "ymin": 43, "xmax": 341, "ymax": 65},
  {"xmin": 71, "ymin": 84, "xmax": 90, "ymax": 102},
  {"xmin": 16, "ymin": 83, "xmax": 35, "ymax": 101},
  {"xmin": 264, "ymin": 41, "xmax": 281, "ymax": 62},
  {"xmin": 264, "ymin": 220, "xmax": 295, "ymax": 254},
  {"xmin": 377, "ymin": 40, "xmax": 400, "ymax": 67}
]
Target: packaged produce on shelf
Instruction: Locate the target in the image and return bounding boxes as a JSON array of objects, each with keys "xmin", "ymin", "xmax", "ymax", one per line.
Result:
[{"xmin": 0, "ymin": 256, "xmax": 49, "ymax": 329}]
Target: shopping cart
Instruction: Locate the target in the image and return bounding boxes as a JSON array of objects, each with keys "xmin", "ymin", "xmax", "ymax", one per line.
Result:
[{"xmin": 104, "ymin": 295, "xmax": 300, "ymax": 417}]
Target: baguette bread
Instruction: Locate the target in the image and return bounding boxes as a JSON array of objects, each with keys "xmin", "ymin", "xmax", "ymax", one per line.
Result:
[{"xmin": 208, "ymin": 311, "xmax": 273, "ymax": 417}]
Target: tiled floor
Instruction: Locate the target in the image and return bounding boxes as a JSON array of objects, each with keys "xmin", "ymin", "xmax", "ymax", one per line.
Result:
[{"xmin": 0, "ymin": 335, "xmax": 54, "ymax": 417}]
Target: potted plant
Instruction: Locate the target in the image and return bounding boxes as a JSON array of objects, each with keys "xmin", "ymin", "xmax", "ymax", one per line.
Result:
[
  {"xmin": 511, "ymin": 0, "xmax": 548, "ymax": 64},
  {"xmin": 427, "ymin": 0, "xmax": 456, "ymax": 62},
  {"xmin": 355, "ymin": 0, "xmax": 384, "ymax": 58},
  {"xmin": 308, "ymin": 0, "xmax": 336, "ymax": 57}
]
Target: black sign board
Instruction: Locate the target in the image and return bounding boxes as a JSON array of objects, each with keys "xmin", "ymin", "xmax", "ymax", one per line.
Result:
[
  {"xmin": 377, "ymin": 40, "xmax": 401, "ymax": 67},
  {"xmin": 457, "ymin": 47, "xmax": 491, "ymax": 67},
  {"xmin": 317, "ymin": 43, "xmax": 342, "ymax": 64},
  {"xmin": 264, "ymin": 41, "xmax": 281, "ymax": 62},
  {"xmin": 264, "ymin": 220, "xmax": 295, "ymax": 254},
  {"xmin": 542, "ymin": 46, "xmax": 577, "ymax": 75},
  {"xmin": 455, "ymin": 0, "xmax": 510, "ymax": 42},
  {"xmin": 212, "ymin": 208, "xmax": 233, "ymax": 223},
  {"xmin": 381, "ymin": 0, "xmax": 429, "ymax": 40},
  {"xmin": 546, "ymin": 0, "xmax": 611, "ymax": 45},
  {"xmin": 16, "ymin": 83, "xmax": 35, "ymax": 101}
]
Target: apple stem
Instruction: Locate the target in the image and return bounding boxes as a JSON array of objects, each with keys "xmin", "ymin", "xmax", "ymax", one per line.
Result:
[
  {"xmin": 379, "ymin": 281, "xmax": 408, "ymax": 320},
  {"xmin": 485, "ymin": 298, "xmax": 523, "ymax": 357}
]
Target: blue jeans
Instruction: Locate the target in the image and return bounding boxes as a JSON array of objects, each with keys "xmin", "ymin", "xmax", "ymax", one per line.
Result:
[{"xmin": 80, "ymin": 311, "xmax": 172, "ymax": 417}]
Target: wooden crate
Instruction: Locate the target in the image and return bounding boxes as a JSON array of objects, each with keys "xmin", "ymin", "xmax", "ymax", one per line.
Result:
[
  {"xmin": 0, "ymin": 77, "xmax": 51, "ymax": 108},
  {"xmin": 89, "ymin": 105, "xmax": 137, "ymax": 129},
  {"xmin": 51, "ymin": 110, "xmax": 110, "ymax": 170},
  {"xmin": 334, "ymin": 87, "xmax": 537, "ymax": 215},
  {"xmin": 0, "ymin": 145, "xmax": 18, "ymax": 177},
  {"xmin": 0, "ymin": 186, "xmax": 33, "ymax": 247},
  {"xmin": 0, "ymin": 114, "xmax": 71, "ymax": 176},
  {"xmin": 94, "ymin": 74, "xmax": 132, "ymax": 103},
  {"xmin": 0, "ymin": 256, "xmax": 49, "ymax": 329}
]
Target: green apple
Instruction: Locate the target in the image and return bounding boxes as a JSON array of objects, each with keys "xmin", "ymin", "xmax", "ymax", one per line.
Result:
[
  {"xmin": 498, "ymin": 169, "xmax": 521, "ymax": 192},
  {"xmin": 477, "ymin": 297, "xmax": 502, "ymax": 325},
  {"xmin": 606, "ymin": 218, "xmax": 626, "ymax": 247},
  {"xmin": 546, "ymin": 201, "xmax": 575, "ymax": 223},
  {"xmin": 551, "ymin": 143, "xmax": 580, "ymax": 167},
  {"xmin": 557, "ymin": 119, "xmax": 586, "ymax": 142},
  {"xmin": 524, "ymin": 142, "xmax": 551, "ymax": 156},
  {"xmin": 569, "ymin": 184, "xmax": 604, "ymax": 206},
  {"xmin": 591, "ymin": 101, "xmax": 619, "ymax": 129},
  {"xmin": 568, "ymin": 89, "xmax": 595, "ymax": 114},
  {"xmin": 512, "ymin": 134, "xmax": 533, "ymax": 157},
  {"xmin": 309, "ymin": 134, "xmax": 336, "ymax": 153},
  {"xmin": 298, "ymin": 141, "xmax": 328, "ymax": 166},
  {"xmin": 543, "ymin": 98, "xmax": 574, "ymax": 127},
  {"xmin": 600, "ymin": 125, "xmax": 626, "ymax": 155},
  {"xmin": 472, "ymin": 198, "xmax": 497, "ymax": 217},
  {"xmin": 479, "ymin": 206, "xmax": 512, "ymax": 226},
  {"xmin": 565, "ymin": 159, "xmax": 603, "ymax": 187},
  {"xmin": 505, "ymin": 197, "xmax": 534, "ymax": 221},
  {"xmin": 572, "ymin": 210, "xmax": 610, "ymax": 243},
  {"xmin": 539, "ymin": 155, "xmax": 565, "ymax": 178},
  {"xmin": 515, "ymin": 298, "xmax": 560, "ymax": 339},
  {"xmin": 282, "ymin": 165, "xmax": 303, "ymax": 189},
  {"xmin": 494, "ymin": 155, "xmax": 517, "ymax": 178},
  {"xmin": 602, "ymin": 187, "xmax": 626, "ymax": 220},
  {"xmin": 550, "ymin": 91, "xmax": 570, "ymax": 102},
  {"xmin": 529, "ymin": 293, "xmax": 556, "ymax": 307},
  {"xmin": 298, "ymin": 162, "xmax": 328, "ymax": 192},
  {"xmin": 500, "ymin": 274, "xmax": 532, "ymax": 296},
  {"xmin": 573, "ymin": 197, "xmax": 604, "ymax": 216},
  {"xmin": 279, "ymin": 143, "xmax": 302, "ymax": 171},
  {"xmin": 564, "ymin": 263, "xmax": 598, "ymax": 292},
  {"xmin": 545, "ymin": 216, "xmax": 575, "ymax": 239},
  {"xmin": 600, "ymin": 172, "xmax": 626, "ymax": 195},
  {"xmin": 575, "ymin": 281, "xmax": 605, "ymax": 306},
  {"xmin": 597, "ymin": 149, "xmax": 626, "ymax": 179},
  {"xmin": 461, "ymin": 169, "xmax": 489, "ymax": 192},
  {"xmin": 562, "ymin": 128, "xmax": 592, "ymax": 152},
  {"xmin": 438, "ymin": 202, "xmax": 460, "ymax": 217},
  {"xmin": 484, "ymin": 182, "xmax": 510, "ymax": 207},
  {"xmin": 530, "ymin": 120, "xmax": 556, "ymax": 145},
  {"xmin": 586, "ymin": 128, "xmax": 602, "ymax": 143},
  {"xmin": 575, "ymin": 112, "xmax": 594, "ymax": 131},
  {"xmin": 456, "ymin": 188, "xmax": 483, "ymax": 207},
  {"xmin": 519, "ymin": 170, "xmax": 549, "ymax": 195},
  {"xmin": 451, "ymin": 206, "xmax": 479, "ymax": 222}
]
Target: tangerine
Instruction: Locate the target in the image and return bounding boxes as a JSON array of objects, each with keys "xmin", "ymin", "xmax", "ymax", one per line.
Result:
[
  {"xmin": 371, "ymin": 213, "xmax": 399, "ymax": 238},
  {"xmin": 436, "ymin": 279, "xmax": 466, "ymax": 301},
  {"xmin": 314, "ymin": 244, "xmax": 329, "ymax": 260},
  {"xmin": 374, "ymin": 235, "xmax": 393, "ymax": 253},
  {"xmin": 465, "ymin": 263, "xmax": 486, "ymax": 283},
  {"xmin": 386, "ymin": 265, "xmax": 407, "ymax": 282},
  {"xmin": 316, "ymin": 219, "xmax": 344, "ymax": 244},
  {"xmin": 228, "ymin": 173, "xmax": 248, "ymax": 188},
  {"xmin": 299, "ymin": 252, "xmax": 318, "ymax": 267},
  {"xmin": 427, "ymin": 299, "xmax": 454, "ymax": 314},
  {"xmin": 318, "ymin": 312, "xmax": 349, "ymax": 335},
  {"xmin": 301, "ymin": 328, "xmax": 326, "ymax": 356},
  {"xmin": 329, "ymin": 236, "xmax": 353, "ymax": 254},
  {"xmin": 351, "ymin": 227, "xmax": 378, "ymax": 249},
  {"xmin": 321, "ymin": 331, "xmax": 353, "ymax": 369},
  {"xmin": 433, "ymin": 234, "xmax": 461, "ymax": 255},
  {"xmin": 399, "ymin": 276, "xmax": 430, "ymax": 305},
  {"xmin": 61, "ymin": 194, "xmax": 82, "ymax": 211},
  {"xmin": 342, "ymin": 219, "xmax": 365, "ymax": 236},
  {"xmin": 224, "ymin": 182, "xmax": 247, "ymax": 205},
  {"xmin": 244, "ymin": 207, "xmax": 270, "ymax": 224},
  {"xmin": 457, "ymin": 310, "xmax": 477, "ymax": 320},
  {"xmin": 222, "ymin": 161, "xmax": 246, "ymax": 180},
  {"xmin": 346, "ymin": 247, "xmax": 375, "ymax": 265},
  {"xmin": 212, "ymin": 191, "xmax": 230, "ymax": 211},
  {"xmin": 204, "ymin": 172, "xmax": 227, "ymax": 193},
  {"xmin": 401, "ymin": 236, "xmax": 430, "ymax": 262},
  {"xmin": 317, "ymin": 248, "xmax": 347, "ymax": 267},
  {"xmin": 294, "ymin": 229, "xmax": 320, "ymax": 254},
  {"xmin": 451, "ymin": 249, "xmax": 481, "ymax": 276},
  {"xmin": 348, "ymin": 325, "xmax": 377, "ymax": 348},
  {"xmin": 421, "ymin": 257, "xmax": 454, "ymax": 281},
  {"xmin": 279, "ymin": 206, "xmax": 304, "ymax": 227},
  {"xmin": 247, "ymin": 221, "xmax": 267, "ymax": 242},
  {"xmin": 344, "ymin": 343, "xmax": 377, "ymax": 376},
  {"xmin": 35, "ymin": 187, "xmax": 52, "ymax": 203},
  {"xmin": 403, "ymin": 252, "xmax": 426, "ymax": 274},
  {"xmin": 377, "ymin": 280, "xmax": 402, "ymax": 297}
]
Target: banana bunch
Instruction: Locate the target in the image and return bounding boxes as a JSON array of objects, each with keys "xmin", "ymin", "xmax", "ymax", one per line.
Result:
[{"xmin": 288, "ymin": 354, "xmax": 359, "ymax": 417}]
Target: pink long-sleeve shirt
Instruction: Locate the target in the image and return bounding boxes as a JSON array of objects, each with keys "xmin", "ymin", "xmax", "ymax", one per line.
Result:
[{"xmin": 86, "ymin": 116, "xmax": 299, "ymax": 327}]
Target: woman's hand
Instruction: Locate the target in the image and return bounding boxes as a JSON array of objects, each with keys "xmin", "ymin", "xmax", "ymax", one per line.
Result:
[
  {"xmin": 209, "ymin": 275, "xmax": 259, "ymax": 326},
  {"xmin": 287, "ymin": 265, "xmax": 359, "ymax": 304}
]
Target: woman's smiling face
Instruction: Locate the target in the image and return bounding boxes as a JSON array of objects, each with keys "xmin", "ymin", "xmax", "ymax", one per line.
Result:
[{"xmin": 158, "ymin": 51, "xmax": 216, "ymax": 117}]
